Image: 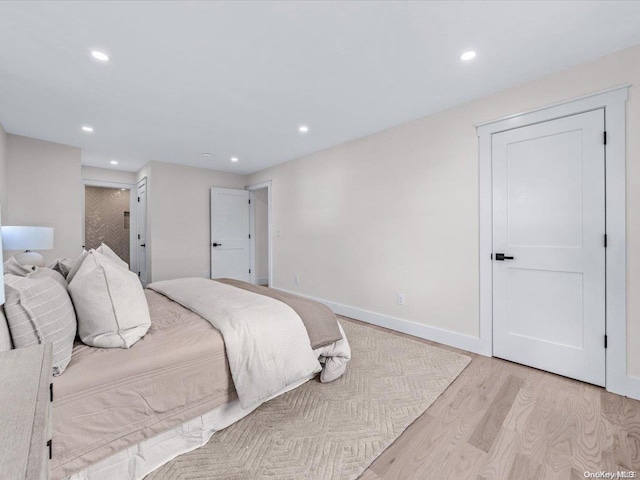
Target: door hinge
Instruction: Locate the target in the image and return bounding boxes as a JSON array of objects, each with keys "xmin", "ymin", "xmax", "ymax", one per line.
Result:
[
  {"xmin": 47, "ymin": 439, "xmax": 52, "ymax": 460},
  {"xmin": 50, "ymin": 383, "xmax": 53, "ymax": 402},
  {"xmin": 138, "ymin": 196, "xmax": 140, "ymax": 202},
  {"xmin": 248, "ymin": 234, "xmax": 251, "ymax": 239},
  {"xmin": 248, "ymin": 199, "xmax": 251, "ymax": 204},
  {"xmin": 249, "ymin": 269, "xmax": 251, "ymax": 274},
  {"xmin": 138, "ymin": 272, "xmax": 141, "ymax": 277},
  {"xmin": 604, "ymin": 131, "xmax": 607, "ymax": 145},
  {"xmin": 604, "ymin": 234, "xmax": 608, "ymax": 248},
  {"xmin": 604, "ymin": 334, "xmax": 608, "ymax": 349}
]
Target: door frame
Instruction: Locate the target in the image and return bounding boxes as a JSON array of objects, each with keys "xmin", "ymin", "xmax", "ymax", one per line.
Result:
[
  {"xmin": 476, "ymin": 85, "xmax": 631, "ymax": 398},
  {"xmin": 81, "ymin": 179, "xmax": 138, "ymax": 275},
  {"xmin": 136, "ymin": 177, "xmax": 148, "ymax": 287},
  {"xmin": 246, "ymin": 181, "xmax": 272, "ymax": 287}
]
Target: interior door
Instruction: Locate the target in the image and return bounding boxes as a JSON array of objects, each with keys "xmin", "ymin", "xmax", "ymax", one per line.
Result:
[
  {"xmin": 136, "ymin": 178, "xmax": 147, "ymax": 287},
  {"xmin": 210, "ymin": 187, "xmax": 250, "ymax": 281},
  {"xmin": 492, "ymin": 109, "xmax": 606, "ymax": 386}
]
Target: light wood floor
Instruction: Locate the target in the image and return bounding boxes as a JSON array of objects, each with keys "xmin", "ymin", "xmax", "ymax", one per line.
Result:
[{"xmin": 344, "ymin": 317, "xmax": 640, "ymax": 480}]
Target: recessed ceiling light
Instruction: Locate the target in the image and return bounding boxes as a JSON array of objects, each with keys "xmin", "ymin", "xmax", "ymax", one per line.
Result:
[
  {"xmin": 299, "ymin": 125, "xmax": 309, "ymax": 133},
  {"xmin": 202, "ymin": 153, "xmax": 212, "ymax": 158},
  {"xmin": 91, "ymin": 50, "xmax": 110, "ymax": 62},
  {"xmin": 231, "ymin": 157, "xmax": 239, "ymax": 162},
  {"xmin": 460, "ymin": 50, "xmax": 476, "ymax": 61},
  {"xmin": 110, "ymin": 160, "xmax": 118, "ymax": 165},
  {"xmin": 82, "ymin": 125, "xmax": 94, "ymax": 133},
  {"xmin": 120, "ymin": 188, "xmax": 126, "ymax": 191}
]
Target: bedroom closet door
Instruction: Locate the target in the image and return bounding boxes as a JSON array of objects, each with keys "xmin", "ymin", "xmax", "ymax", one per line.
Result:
[
  {"xmin": 210, "ymin": 187, "xmax": 251, "ymax": 281},
  {"xmin": 492, "ymin": 109, "xmax": 606, "ymax": 386}
]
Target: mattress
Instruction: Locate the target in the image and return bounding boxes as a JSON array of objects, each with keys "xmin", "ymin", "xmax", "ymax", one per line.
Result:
[{"xmin": 51, "ymin": 290, "xmax": 236, "ymax": 480}]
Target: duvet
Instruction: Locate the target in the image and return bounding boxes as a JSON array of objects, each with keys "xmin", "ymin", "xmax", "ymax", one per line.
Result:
[
  {"xmin": 52, "ymin": 280, "xmax": 350, "ymax": 479},
  {"xmin": 148, "ymin": 278, "xmax": 351, "ymax": 408}
]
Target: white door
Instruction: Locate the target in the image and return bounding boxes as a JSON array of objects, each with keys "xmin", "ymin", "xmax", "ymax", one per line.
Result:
[
  {"xmin": 210, "ymin": 187, "xmax": 250, "ymax": 281},
  {"xmin": 136, "ymin": 178, "xmax": 148, "ymax": 287},
  {"xmin": 492, "ymin": 109, "xmax": 606, "ymax": 386}
]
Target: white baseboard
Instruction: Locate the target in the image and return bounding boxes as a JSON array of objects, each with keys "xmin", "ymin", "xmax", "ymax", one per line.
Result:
[
  {"xmin": 255, "ymin": 277, "xmax": 269, "ymax": 286},
  {"xmin": 273, "ymin": 288, "xmax": 640, "ymax": 399},
  {"xmin": 272, "ymin": 287, "xmax": 640, "ymax": 399},
  {"xmin": 275, "ymin": 288, "xmax": 491, "ymax": 356},
  {"xmin": 607, "ymin": 372, "xmax": 640, "ymax": 401}
]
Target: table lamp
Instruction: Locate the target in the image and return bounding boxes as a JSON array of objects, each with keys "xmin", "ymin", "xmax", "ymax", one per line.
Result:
[{"xmin": 1, "ymin": 226, "xmax": 54, "ymax": 267}]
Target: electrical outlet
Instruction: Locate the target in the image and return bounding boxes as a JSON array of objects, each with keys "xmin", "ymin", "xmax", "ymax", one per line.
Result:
[
  {"xmin": 397, "ymin": 293, "xmax": 405, "ymax": 306},
  {"xmin": 294, "ymin": 275, "xmax": 300, "ymax": 285}
]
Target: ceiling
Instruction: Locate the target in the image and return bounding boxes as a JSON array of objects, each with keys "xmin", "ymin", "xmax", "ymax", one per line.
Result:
[{"xmin": 0, "ymin": 1, "xmax": 639, "ymax": 174}]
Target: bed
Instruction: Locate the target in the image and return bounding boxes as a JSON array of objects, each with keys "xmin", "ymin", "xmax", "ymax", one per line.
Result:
[{"xmin": 49, "ymin": 279, "xmax": 351, "ymax": 480}]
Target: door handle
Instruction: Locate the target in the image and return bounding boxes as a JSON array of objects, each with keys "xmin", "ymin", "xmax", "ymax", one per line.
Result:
[
  {"xmin": 495, "ymin": 253, "xmax": 514, "ymax": 261},
  {"xmin": 140, "ymin": 244, "xmax": 146, "ymax": 248},
  {"xmin": 212, "ymin": 243, "xmax": 222, "ymax": 247}
]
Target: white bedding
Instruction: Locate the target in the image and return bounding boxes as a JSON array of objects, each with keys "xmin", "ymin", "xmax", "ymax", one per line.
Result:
[
  {"xmin": 66, "ymin": 281, "xmax": 351, "ymax": 480},
  {"xmin": 148, "ymin": 278, "xmax": 322, "ymax": 408}
]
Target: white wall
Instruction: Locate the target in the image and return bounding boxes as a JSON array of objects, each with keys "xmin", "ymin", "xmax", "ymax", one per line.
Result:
[
  {"xmin": 138, "ymin": 161, "xmax": 247, "ymax": 282},
  {"xmin": 0, "ymin": 122, "xmax": 7, "ymax": 222},
  {"xmin": 253, "ymin": 188, "xmax": 269, "ymax": 283},
  {"xmin": 249, "ymin": 44, "xmax": 640, "ymax": 377},
  {"xmin": 81, "ymin": 166, "xmax": 137, "ymax": 185},
  {"xmin": 6, "ymin": 135, "xmax": 82, "ymax": 263}
]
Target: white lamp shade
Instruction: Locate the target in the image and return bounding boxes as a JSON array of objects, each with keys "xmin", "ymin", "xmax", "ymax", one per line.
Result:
[
  {"xmin": 0, "ymin": 215, "xmax": 4, "ymax": 305},
  {"xmin": 1, "ymin": 226, "xmax": 54, "ymax": 251}
]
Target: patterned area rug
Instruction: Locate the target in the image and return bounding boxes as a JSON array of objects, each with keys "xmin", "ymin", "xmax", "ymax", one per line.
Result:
[{"xmin": 147, "ymin": 319, "xmax": 471, "ymax": 480}]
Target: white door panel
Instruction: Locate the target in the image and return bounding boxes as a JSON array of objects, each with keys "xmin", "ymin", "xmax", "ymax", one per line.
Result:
[
  {"xmin": 506, "ymin": 268, "xmax": 584, "ymax": 349},
  {"xmin": 505, "ymin": 130, "xmax": 584, "ymax": 248},
  {"xmin": 210, "ymin": 187, "xmax": 250, "ymax": 281},
  {"xmin": 136, "ymin": 178, "xmax": 147, "ymax": 287},
  {"xmin": 492, "ymin": 109, "xmax": 605, "ymax": 386}
]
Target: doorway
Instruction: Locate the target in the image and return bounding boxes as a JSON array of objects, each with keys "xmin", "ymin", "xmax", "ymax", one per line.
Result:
[
  {"xmin": 491, "ymin": 109, "xmax": 605, "ymax": 386},
  {"xmin": 251, "ymin": 187, "xmax": 269, "ymax": 286},
  {"xmin": 82, "ymin": 179, "xmax": 140, "ymax": 278},
  {"xmin": 477, "ymin": 86, "xmax": 629, "ymax": 397},
  {"xmin": 136, "ymin": 178, "xmax": 148, "ymax": 286},
  {"xmin": 248, "ymin": 181, "xmax": 272, "ymax": 286},
  {"xmin": 84, "ymin": 185, "xmax": 131, "ymax": 265},
  {"xmin": 210, "ymin": 187, "xmax": 251, "ymax": 281},
  {"xmin": 209, "ymin": 183, "xmax": 272, "ymax": 285}
]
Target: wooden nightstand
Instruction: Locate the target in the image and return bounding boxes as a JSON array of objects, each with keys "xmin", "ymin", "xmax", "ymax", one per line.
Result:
[{"xmin": 0, "ymin": 344, "xmax": 53, "ymax": 479}]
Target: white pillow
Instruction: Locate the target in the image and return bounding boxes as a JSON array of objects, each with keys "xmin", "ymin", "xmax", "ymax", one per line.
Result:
[
  {"xmin": 96, "ymin": 243, "xmax": 128, "ymax": 270},
  {"xmin": 4, "ymin": 274, "xmax": 77, "ymax": 375},
  {"xmin": 3, "ymin": 256, "xmax": 35, "ymax": 276},
  {"xmin": 30, "ymin": 267, "xmax": 68, "ymax": 290},
  {"xmin": 2, "ymin": 259, "xmax": 66, "ymax": 288},
  {"xmin": 49, "ymin": 257, "xmax": 74, "ymax": 278},
  {"xmin": 66, "ymin": 250, "xmax": 88, "ymax": 283},
  {"xmin": 2, "ymin": 259, "xmax": 67, "ymax": 290},
  {"xmin": 69, "ymin": 251, "xmax": 150, "ymax": 348}
]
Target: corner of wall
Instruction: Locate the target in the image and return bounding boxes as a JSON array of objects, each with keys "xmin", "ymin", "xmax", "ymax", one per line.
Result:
[
  {"xmin": 4, "ymin": 134, "xmax": 83, "ymax": 262},
  {"xmin": 0, "ymin": 121, "xmax": 7, "ymax": 223}
]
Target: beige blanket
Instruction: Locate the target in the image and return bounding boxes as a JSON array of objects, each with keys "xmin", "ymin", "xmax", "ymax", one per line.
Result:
[
  {"xmin": 148, "ymin": 278, "xmax": 322, "ymax": 408},
  {"xmin": 215, "ymin": 278, "xmax": 342, "ymax": 348},
  {"xmin": 52, "ymin": 290, "xmax": 236, "ymax": 479}
]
